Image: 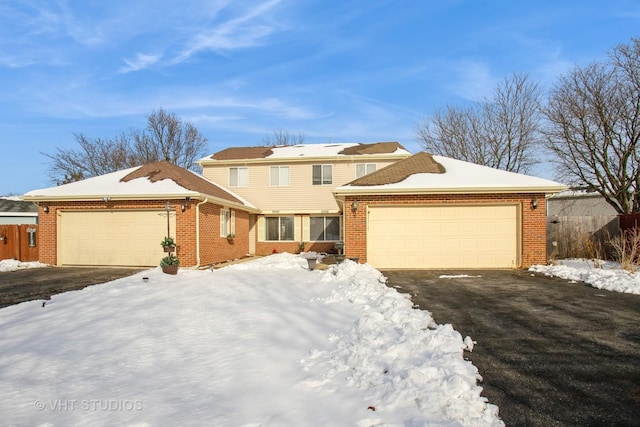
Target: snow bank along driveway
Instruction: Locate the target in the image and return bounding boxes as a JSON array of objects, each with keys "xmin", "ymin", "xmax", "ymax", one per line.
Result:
[{"xmin": 0, "ymin": 254, "xmax": 502, "ymax": 426}]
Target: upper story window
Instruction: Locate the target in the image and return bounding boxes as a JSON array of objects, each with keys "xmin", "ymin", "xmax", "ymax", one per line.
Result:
[
  {"xmin": 229, "ymin": 167, "xmax": 248, "ymax": 187},
  {"xmin": 312, "ymin": 165, "xmax": 332, "ymax": 185},
  {"xmin": 356, "ymin": 163, "xmax": 376, "ymax": 178},
  {"xmin": 270, "ymin": 166, "xmax": 290, "ymax": 186}
]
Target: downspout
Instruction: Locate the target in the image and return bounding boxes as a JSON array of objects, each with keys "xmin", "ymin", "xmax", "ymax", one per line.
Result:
[
  {"xmin": 195, "ymin": 198, "xmax": 209, "ymax": 268},
  {"xmin": 335, "ymin": 198, "xmax": 346, "ymax": 245}
]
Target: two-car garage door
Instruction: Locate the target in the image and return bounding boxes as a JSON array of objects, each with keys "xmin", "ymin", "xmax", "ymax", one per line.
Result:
[
  {"xmin": 58, "ymin": 210, "xmax": 175, "ymax": 267},
  {"xmin": 367, "ymin": 205, "xmax": 519, "ymax": 269}
]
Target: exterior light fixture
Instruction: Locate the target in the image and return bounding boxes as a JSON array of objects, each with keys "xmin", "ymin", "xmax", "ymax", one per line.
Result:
[
  {"xmin": 43, "ymin": 206, "xmax": 49, "ymax": 213},
  {"xmin": 103, "ymin": 197, "xmax": 111, "ymax": 202},
  {"xmin": 531, "ymin": 197, "xmax": 538, "ymax": 209},
  {"xmin": 351, "ymin": 200, "xmax": 359, "ymax": 213},
  {"xmin": 181, "ymin": 204, "xmax": 186, "ymax": 212}
]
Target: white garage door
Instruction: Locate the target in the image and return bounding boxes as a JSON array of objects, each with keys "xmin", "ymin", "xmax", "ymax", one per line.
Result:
[
  {"xmin": 58, "ymin": 210, "xmax": 176, "ymax": 267},
  {"xmin": 367, "ymin": 205, "xmax": 519, "ymax": 269}
]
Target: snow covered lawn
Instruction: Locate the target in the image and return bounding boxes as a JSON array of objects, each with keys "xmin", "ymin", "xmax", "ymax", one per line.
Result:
[
  {"xmin": 529, "ymin": 258, "xmax": 640, "ymax": 295},
  {"xmin": 0, "ymin": 254, "xmax": 502, "ymax": 426}
]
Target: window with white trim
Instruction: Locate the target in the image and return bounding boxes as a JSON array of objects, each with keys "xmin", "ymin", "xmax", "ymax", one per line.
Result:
[
  {"xmin": 265, "ymin": 216, "xmax": 294, "ymax": 241},
  {"xmin": 310, "ymin": 216, "xmax": 340, "ymax": 241},
  {"xmin": 220, "ymin": 209, "xmax": 236, "ymax": 237},
  {"xmin": 269, "ymin": 166, "xmax": 290, "ymax": 186},
  {"xmin": 312, "ymin": 164, "xmax": 332, "ymax": 185},
  {"xmin": 229, "ymin": 167, "xmax": 248, "ymax": 187},
  {"xmin": 356, "ymin": 163, "xmax": 376, "ymax": 178}
]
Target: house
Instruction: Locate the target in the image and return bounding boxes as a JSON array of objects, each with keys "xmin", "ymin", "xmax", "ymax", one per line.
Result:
[
  {"xmin": 22, "ymin": 144, "xmax": 565, "ymax": 270},
  {"xmin": 21, "ymin": 161, "xmax": 258, "ymax": 267},
  {"xmin": 333, "ymin": 152, "xmax": 566, "ymax": 269},
  {"xmin": 197, "ymin": 142, "xmax": 411, "ymax": 255},
  {"xmin": 0, "ymin": 197, "xmax": 38, "ymax": 225}
]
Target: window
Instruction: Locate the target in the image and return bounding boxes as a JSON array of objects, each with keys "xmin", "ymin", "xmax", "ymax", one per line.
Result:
[
  {"xmin": 220, "ymin": 209, "xmax": 236, "ymax": 237},
  {"xmin": 229, "ymin": 167, "xmax": 248, "ymax": 187},
  {"xmin": 270, "ymin": 166, "xmax": 290, "ymax": 186},
  {"xmin": 310, "ymin": 216, "xmax": 340, "ymax": 241},
  {"xmin": 266, "ymin": 216, "xmax": 294, "ymax": 241},
  {"xmin": 312, "ymin": 164, "xmax": 332, "ymax": 185},
  {"xmin": 356, "ymin": 163, "xmax": 376, "ymax": 178}
]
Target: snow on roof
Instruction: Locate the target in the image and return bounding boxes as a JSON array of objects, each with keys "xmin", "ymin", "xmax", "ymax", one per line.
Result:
[
  {"xmin": 22, "ymin": 161, "xmax": 257, "ymax": 210},
  {"xmin": 200, "ymin": 142, "xmax": 411, "ymax": 162},
  {"xmin": 335, "ymin": 152, "xmax": 566, "ymax": 194}
]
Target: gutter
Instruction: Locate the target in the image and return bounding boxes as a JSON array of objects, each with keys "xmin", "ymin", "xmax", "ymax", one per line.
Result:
[{"xmin": 333, "ymin": 185, "xmax": 568, "ymax": 197}]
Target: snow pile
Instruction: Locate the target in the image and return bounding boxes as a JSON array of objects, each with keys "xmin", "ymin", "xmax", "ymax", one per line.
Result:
[
  {"xmin": 0, "ymin": 253, "xmax": 502, "ymax": 426},
  {"xmin": 0, "ymin": 259, "xmax": 49, "ymax": 272},
  {"xmin": 302, "ymin": 260, "xmax": 501, "ymax": 426},
  {"xmin": 530, "ymin": 258, "xmax": 640, "ymax": 295}
]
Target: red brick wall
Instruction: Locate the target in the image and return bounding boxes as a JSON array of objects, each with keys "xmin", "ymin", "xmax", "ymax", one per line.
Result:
[
  {"xmin": 343, "ymin": 193, "xmax": 548, "ymax": 268},
  {"xmin": 37, "ymin": 199, "xmax": 250, "ymax": 268}
]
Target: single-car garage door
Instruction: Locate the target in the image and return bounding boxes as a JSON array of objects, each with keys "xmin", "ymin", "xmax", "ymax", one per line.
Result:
[
  {"xmin": 58, "ymin": 210, "xmax": 176, "ymax": 267},
  {"xmin": 367, "ymin": 205, "xmax": 519, "ymax": 269}
]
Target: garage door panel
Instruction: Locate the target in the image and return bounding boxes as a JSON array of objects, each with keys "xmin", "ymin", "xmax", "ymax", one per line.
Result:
[
  {"xmin": 367, "ymin": 205, "xmax": 518, "ymax": 269},
  {"xmin": 59, "ymin": 210, "xmax": 175, "ymax": 267}
]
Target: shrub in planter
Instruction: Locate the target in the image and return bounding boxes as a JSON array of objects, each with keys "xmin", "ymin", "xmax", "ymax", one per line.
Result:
[
  {"xmin": 161, "ymin": 237, "xmax": 176, "ymax": 252},
  {"xmin": 160, "ymin": 254, "xmax": 179, "ymax": 274}
]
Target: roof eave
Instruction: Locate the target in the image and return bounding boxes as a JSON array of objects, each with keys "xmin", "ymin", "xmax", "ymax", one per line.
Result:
[
  {"xmin": 333, "ymin": 185, "xmax": 568, "ymax": 197},
  {"xmin": 21, "ymin": 193, "xmax": 259, "ymax": 213}
]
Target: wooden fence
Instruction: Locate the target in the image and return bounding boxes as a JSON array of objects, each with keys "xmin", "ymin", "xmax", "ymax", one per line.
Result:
[
  {"xmin": 0, "ymin": 224, "xmax": 39, "ymax": 262},
  {"xmin": 546, "ymin": 215, "xmax": 619, "ymax": 260}
]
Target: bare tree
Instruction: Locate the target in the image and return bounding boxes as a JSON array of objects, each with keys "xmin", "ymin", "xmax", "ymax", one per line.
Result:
[
  {"xmin": 44, "ymin": 108, "xmax": 208, "ymax": 184},
  {"xmin": 543, "ymin": 38, "xmax": 640, "ymax": 214},
  {"xmin": 416, "ymin": 73, "xmax": 543, "ymax": 174},
  {"xmin": 262, "ymin": 128, "xmax": 306, "ymax": 146}
]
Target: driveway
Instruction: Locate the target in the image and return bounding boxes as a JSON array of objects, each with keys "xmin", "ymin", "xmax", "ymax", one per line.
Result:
[
  {"xmin": 0, "ymin": 267, "xmax": 145, "ymax": 308},
  {"xmin": 383, "ymin": 269, "xmax": 640, "ymax": 427}
]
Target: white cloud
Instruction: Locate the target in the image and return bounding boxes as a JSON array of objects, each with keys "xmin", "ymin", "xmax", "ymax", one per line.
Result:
[
  {"xmin": 444, "ymin": 60, "xmax": 497, "ymax": 102},
  {"xmin": 174, "ymin": 0, "xmax": 283, "ymax": 62},
  {"xmin": 119, "ymin": 53, "xmax": 162, "ymax": 74}
]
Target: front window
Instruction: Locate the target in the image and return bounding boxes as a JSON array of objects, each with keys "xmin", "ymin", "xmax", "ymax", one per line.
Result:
[
  {"xmin": 312, "ymin": 164, "xmax": 332, "ymax": 185},
  {"xmin": 266, "ymin": 216, "xmax": 294, "ymax": 241},
  {"xmin": 356, "ymin": 163, "xmax": 376, "ymax": 178},
  {"xmin": 310, "ymin": 216, "xmax": 340, "ymax": 241},
  {"xmin": 220, "ymin": 209, "xmax": 236, "ymax": 237},
  {"xmin": 270, "ymin": 166, "xmax": 290, "ymax": 186},
  {"xmin": 229, "ymin": 167, "xmax": 248, "ymax": 187}
]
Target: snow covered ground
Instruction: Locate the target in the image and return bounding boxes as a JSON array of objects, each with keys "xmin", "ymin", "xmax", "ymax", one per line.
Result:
[
  {"xmin": 0, "ymin": 254, "xmax": 502, "ymax": 427},
  {"xmin": 529, "ymin": 258, "xmax": 640, "ymax": 295},
  {"xmin": 0, "ymin": 259, "xmax": 49, "ymax": 272}
]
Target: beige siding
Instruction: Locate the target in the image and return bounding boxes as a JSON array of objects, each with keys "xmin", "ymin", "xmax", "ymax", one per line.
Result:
[{"xmin": 202, "ymin": 159, "xmax": 401, "ymax": 213}]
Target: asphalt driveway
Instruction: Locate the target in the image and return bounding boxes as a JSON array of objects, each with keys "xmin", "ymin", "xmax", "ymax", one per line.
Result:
[
  {"xmin": 383, "ymin": 269, "xmax": 640, "ymax": 427},
  {"xmin": 0, "ymin": 267, "xmax": 145, "ymax": 308}
]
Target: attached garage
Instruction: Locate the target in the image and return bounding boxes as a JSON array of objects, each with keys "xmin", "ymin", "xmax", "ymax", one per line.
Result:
[
  {"xmin": 58, "ymin": 209, "xmax": 175, "ymax": 267},
  {"xmin": 366, "ymin": 204, "xmax": 519, "ymax": 269},
  {"xmin": 334, "ymin": 152, "xmax": 566, "ymax": 269}
]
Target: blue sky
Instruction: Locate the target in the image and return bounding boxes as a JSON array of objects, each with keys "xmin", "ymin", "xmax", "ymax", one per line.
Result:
[{"xmin": 1, "ymin": 0, "xmax": 639, "ymax": 195}]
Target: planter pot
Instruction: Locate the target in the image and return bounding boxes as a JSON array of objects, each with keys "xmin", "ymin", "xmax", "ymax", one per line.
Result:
[
  {"xmin": 163, "ymin": 246, "xmax": 175, "ymax": 253},
  {"xmin": 161, "ymin": 265, "xmax": 179, "ymax": 275},
  {"xmin": 306, "ymin": 257, "xmax": 318, "ymax": 271}
]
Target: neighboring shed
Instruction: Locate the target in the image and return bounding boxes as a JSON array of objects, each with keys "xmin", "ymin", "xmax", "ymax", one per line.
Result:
[
  {"xmin": 22, "ymin": 161, "xmax": 258, "ymax": 268},
  {"xmin": 334, "ymin": 152, "xmax": 566, "ymax": 269}
]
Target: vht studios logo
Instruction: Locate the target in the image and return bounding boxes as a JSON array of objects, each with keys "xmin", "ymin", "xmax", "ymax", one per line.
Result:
[{"xmin": 34, "ymin": 399, "xmax": 143, "ymax": 412}]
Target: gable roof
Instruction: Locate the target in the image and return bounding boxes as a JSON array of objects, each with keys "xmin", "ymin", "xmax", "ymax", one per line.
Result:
[
  {"xmin": 22, "ymin": 161, "xmax": 257, "ymax": 211},
  {"xmin": 199, "ymin": 142, "xmax": 410, "ymax": 163},
  {"xmin": 334, "ymin": 152, "xmax": 566, "ymax": 195}
]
